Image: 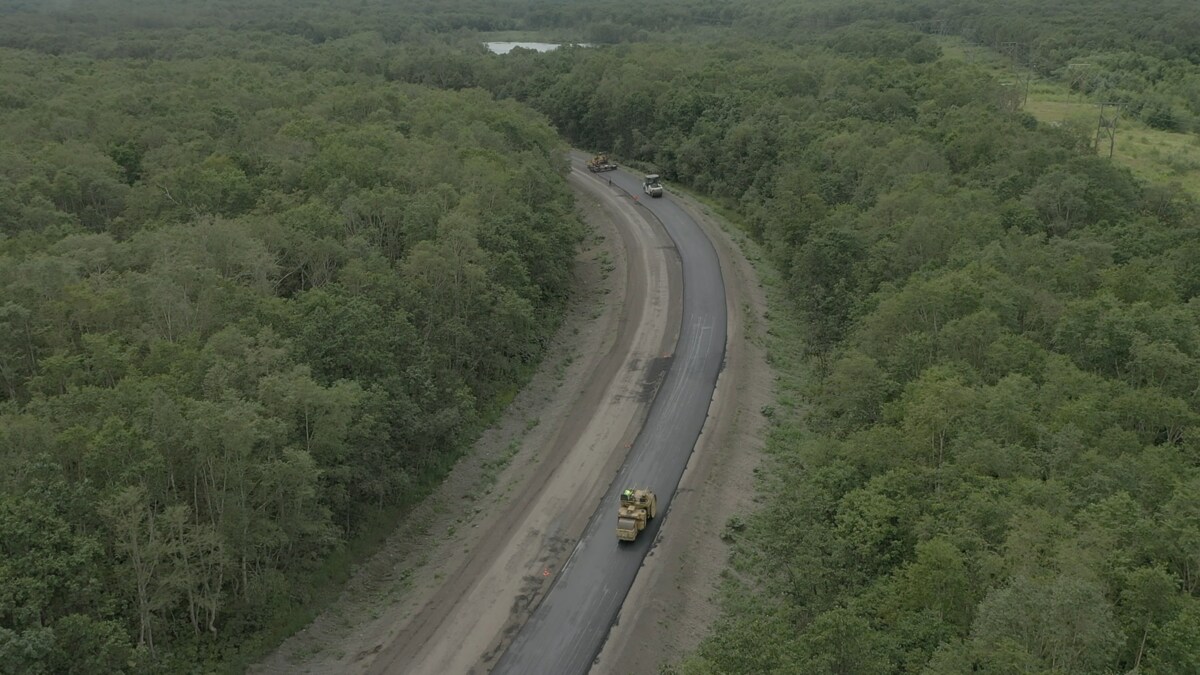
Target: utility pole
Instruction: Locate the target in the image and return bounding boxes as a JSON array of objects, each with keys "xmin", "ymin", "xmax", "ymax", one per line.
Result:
[
  {"xmin": 1068, "ymin": 63, "xmax": 1095, "ymax": 100},
  {"xmin": 1095, "ymin": 102, "xmax": 1122, "ymax": 159},
  {"xmin": 910, "ymin": 19, "xmax": 946, "ymax": 36},
  {"xmin": 997, "ymin": 42, "xmax": 1033, "ymax": 111},
  {"xmin": 999, "ymin": 82, "xmax": 1022, "ymax": 113},
  {"xmin": 1000, "ymin": 41, "xmax": 1022, "ymax": 64},
  {"xmin": 1021, "ymin": 70, "xmax": 1032, "ymax": 108},
  {"xmin": 998, "ymin": 41, "xmax": 1036, "ymax": 109}
]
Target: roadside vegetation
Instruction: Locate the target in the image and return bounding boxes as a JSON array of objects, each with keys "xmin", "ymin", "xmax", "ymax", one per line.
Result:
[{"xmin": 2, "ymin": 0, "xmax": 1199, "ymax": 673}]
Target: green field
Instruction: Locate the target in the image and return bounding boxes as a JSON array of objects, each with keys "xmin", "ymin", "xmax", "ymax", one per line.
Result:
[{"xmin": 939, "ymin": 37, "xmax": 1200, "ymax": 196}]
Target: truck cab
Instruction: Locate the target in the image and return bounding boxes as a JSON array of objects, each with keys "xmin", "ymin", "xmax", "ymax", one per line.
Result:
[{"xmin": 643, "ymin": 174, "xmax": 663, "ymax": 198}]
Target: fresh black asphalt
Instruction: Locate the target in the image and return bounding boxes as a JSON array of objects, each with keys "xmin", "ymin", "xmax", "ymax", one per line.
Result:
[{"xmin": 492, "ymin": 156, "xmax": 728, "ymax": 674}]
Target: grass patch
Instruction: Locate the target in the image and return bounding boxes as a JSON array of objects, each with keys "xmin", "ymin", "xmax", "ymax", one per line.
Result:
[
  {"xmin": 937, "ymin": 36, "xmax": 1200, "ymax": 197},
  {"xmin": 555, "ymin": 351, "xmax": 576, "ymax": 380},
  {"xmin": 479, "ymin": 439, "xmax": 524, "ymax": 492}
]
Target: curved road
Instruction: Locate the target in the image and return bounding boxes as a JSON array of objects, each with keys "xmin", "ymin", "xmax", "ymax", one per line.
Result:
[{"xmin": 492, "ymin": 156, "xmax": 727, "ymax": 674}]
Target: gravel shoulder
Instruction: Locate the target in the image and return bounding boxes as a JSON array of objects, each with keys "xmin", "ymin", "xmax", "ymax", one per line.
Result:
[
  {"xmin": 590, "ymin": 192, "xmax": 772, "ymax": 675},
  {"xmin": 252, "ymin": 167, "xmax": 680, "ymax": 675}
]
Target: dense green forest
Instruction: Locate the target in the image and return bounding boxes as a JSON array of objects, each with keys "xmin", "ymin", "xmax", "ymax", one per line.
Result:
[
  {"xmin": 754, "ymin": 0, "xmax": 1200, "ymax": 133},
  {"xmin": 2, "ymin": 0, "xmax": 1199, "ymax": 672},
  {"xmin": 408, "ymin": 2, "xmax": 1197, "ymax": 672},
  {"xmin": 459, "ymin": 12, "xmax": 1200, "ymax": 675},
  {"xmin": 470, "ymin": 37, "xmax": 1200, "ymax": 672},
  {"xmin": 0, "ymin": 16, "xmax": 579, "ymax": 672}
]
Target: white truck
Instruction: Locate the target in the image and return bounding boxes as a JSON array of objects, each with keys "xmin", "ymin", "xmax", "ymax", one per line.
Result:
[{"xmin": 643, "ymin": 174, "xmax": 663, "ymax": 198}]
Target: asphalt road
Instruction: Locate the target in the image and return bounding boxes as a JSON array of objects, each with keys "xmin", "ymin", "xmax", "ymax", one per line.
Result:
[{"xmin": 492, "ymin": 158, "xmax": 727, "ymax": 674}]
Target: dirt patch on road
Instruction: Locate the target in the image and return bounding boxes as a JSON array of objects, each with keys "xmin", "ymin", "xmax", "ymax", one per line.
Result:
[
  {"xmin": 591, "ymin": 195, "xmax": 772, "ymax": 675},
  {"xmin": 252, "ymin": 169, "xmax": 679, "ymax": 675}
]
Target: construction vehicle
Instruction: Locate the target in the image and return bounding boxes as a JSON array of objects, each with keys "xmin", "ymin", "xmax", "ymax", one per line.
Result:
[
  {"xmin": 587, "ymin": 153, "xmax": 618, "ymax": 172},
  {"xmin": 643, "ymin": 174, "xmax": 663, "ymax": 198},
  {"xmin": 616, "ymin": 488, "xmax": 657, "ymax": 541}
]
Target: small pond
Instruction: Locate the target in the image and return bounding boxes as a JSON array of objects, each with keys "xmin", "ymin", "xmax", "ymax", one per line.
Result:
[{"xmin": 485, "ymin": 42, "xmax": 588, "ymax": 55}]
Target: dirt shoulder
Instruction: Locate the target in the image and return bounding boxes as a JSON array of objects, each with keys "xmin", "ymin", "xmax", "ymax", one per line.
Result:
[
  {"xmin": 252, "ymin": 168, "xmax": 680, "ymax": 675},
  {"xmin": 591, "ymin": 193, "xmax": 772, "ymax": 675}
]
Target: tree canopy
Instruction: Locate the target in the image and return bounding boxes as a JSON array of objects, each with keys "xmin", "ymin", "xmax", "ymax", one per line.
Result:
[
  {"xmin": 0, "ymin": 16, "xmax": 580, "ymax": 671},
  {"xmin": 2, "ymin": 0, "xmax": 1198, "ymax": 671}
]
